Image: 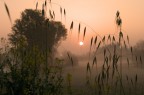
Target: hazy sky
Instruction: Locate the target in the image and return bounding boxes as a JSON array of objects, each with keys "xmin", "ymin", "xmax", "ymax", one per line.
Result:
[{"xmin": 0, "ymin": 0, "xmax": 144, "ymax": 54}]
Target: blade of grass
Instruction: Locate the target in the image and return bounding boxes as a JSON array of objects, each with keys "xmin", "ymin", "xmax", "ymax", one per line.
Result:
[{"xmin": 4, "ymin": 2, "xmax": 12, "ymax": 24}]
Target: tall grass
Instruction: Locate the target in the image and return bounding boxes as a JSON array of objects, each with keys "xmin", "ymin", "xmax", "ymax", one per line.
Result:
[{"xmin": 1, "ymin": 0, "xmax": 144, "ymax": 95}]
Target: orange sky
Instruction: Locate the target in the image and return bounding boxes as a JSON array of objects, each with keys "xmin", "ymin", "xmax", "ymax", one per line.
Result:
[{"xmin": 0, "ymin": 0, "xmax": 144, "ymax": 54}]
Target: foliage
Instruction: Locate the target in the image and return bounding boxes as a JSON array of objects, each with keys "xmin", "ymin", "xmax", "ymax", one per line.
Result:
[
  {"xmin": 0, "ymin": 39, "xmax": 64, "ymax": 95},
  {"xmin": 1, "ymin": 7, "xmax": 66, "ymax": 95},
  {"xmin": 9, "ymin": 9, "xmax": 67, "ymax": 52},
  {"xmin": 1, "ymin": 1, "xmax": 144, "ymax": 95}
]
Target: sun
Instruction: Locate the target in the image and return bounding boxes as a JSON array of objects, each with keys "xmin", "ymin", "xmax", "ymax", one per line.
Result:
[{"xmin": 79, "ymin": 41, "xmax": 84, "ymax": 46}]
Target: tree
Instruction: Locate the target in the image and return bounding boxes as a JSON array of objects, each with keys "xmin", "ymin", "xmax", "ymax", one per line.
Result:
[
  {"xmin": 1, "ymin": 9, "xmax": 67, "ymax": 95},
  {"xmin": 9, "ymin": 9, "xmax": 67, "ymax": 52},
  {"xmin": 134, "ymin": 40, "xmax": 144, "ymax": 57},
  {"xmin": 135, "ymin": 40, "xmax": 144, "ymax": 51}
]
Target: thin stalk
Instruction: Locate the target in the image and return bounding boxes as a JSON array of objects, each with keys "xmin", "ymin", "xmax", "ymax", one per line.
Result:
[{"xmin": 120, "ymin": 41, "xmax": 123, "ymax": 95}]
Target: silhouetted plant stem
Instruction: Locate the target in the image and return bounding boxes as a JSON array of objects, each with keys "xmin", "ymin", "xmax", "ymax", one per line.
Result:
[{"xmin": 120, "ymin": 39, "xmax": 123, "ymax": 95}]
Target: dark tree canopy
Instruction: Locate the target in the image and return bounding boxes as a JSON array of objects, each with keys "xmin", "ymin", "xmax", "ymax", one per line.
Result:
[
  {"xmin": 9, "ymin": 9, "xmax": 67, "ymax": 51},
  {"xmin": 0, "ymin": 9, "xmax": 66, "ymax": 95}
]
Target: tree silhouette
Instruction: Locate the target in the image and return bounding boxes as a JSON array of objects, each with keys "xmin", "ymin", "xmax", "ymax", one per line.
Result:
[
  {"xmin": 1, "ymin": 9, "xmax": 67, "ymax": 95},
  {"xmin": 9, "ymin": 9, "xmax": 67, "ymax": 52}
]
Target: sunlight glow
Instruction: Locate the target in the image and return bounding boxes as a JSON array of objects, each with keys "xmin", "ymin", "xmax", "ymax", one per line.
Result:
[{"xmin": 79, "ymin": 41, "xmax": 84, "ymax": 46}]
